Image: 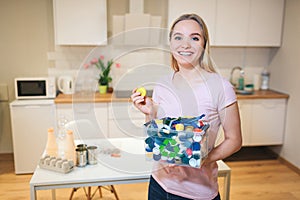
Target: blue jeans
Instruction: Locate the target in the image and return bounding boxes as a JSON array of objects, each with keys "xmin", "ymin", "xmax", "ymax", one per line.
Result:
[{"xmin": 148, "ymin": 176, "xmax": 221, "ymax": 200}]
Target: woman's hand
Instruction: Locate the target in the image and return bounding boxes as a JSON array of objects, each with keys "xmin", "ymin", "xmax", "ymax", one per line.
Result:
[{"xmin": 131, "ymin": 88, "xmax": 155, "ymax": 119}]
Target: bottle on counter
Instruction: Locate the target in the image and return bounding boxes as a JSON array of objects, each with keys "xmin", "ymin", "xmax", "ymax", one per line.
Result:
[
  {"xmin": 237, "ymin": 70, "xmax": 245, "ymax": 90},
  {"xmin": 45, "ymin": 128, "xmax": 58, "ymax": 157},
  {"xmin": 64, "ymin": 130, "xmax": 76, "ymax": 164},
  {"xmin": 261, "ymin": 68, "xmax": 270, "ymax": 90}
]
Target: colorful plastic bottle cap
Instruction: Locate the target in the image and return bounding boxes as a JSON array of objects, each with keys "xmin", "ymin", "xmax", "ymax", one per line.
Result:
[
  {"xmin": 162, "ymin": 129, "xmax": 170, "ymax": 134},
  {"xmin": 145, "ymin": 152, "xmax": 153, "ymax": 160},
  {"xmin": 193, "ymin": 128, "xmax": 200, "ymax": 132},
  {"xmin": 145, "ymin": 145, "xmax": 153, "ymax": 152},
  {"xmin": 153, "ymin": 154, "xmax": 161, "ymax": 161},
  {"xmin": 175, "ymin": 157, "xmax": 181, "ymax": 164},
  {"xmin": 136, "ymin": 87, "xmax": 147, "ymax": 97},
  {"xmin": 186, "ymin": 148, "xmax": 193, "ymax": 156},
  {"xmin": 193, "ymin": 133, "xmax": 202, "ymax": 142},
  {"xmin": 192, "ymin": 142, "xmax": 201, "ymax": 151},
  {"xmin": 175, "ymin": 123, "xmax": 184, "ymax": 131},
  {"xmin": 182, "ymin": 156, "xmax": 189, "ymax": 164},
  {"xmin": 189, "ymin": 158, "xmax": 197, "ymax": 167},
  {"xmin": 179, "ymin": 144, "xmax": 187, "ymax": 151},
  {"xmin": 153, "ymin": 147, "xmax": 160, "ymax": 155},
  {"xmin": 178, "ymin": 134, "xmax": 187, "ymax": 142},
  {"xmin": 186, "ymin": 132, "xmax": 194, "ymax": 138},
  {"xmin": 184, "ymin": 140, "xmax": 192, "ymax": 148},
  {"xmin": 162, "ymin": 124, "xmax": 171, "ymax": 130},
  {"xmin": 165, "ymin": 144, "xmax": 174, "ymax": 152},
  {"xmin": 185, "ymin": 126, "xmax": 194, "ymax": 132}
]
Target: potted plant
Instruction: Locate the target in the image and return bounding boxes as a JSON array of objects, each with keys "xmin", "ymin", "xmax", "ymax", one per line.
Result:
[
  {"xmin": 84, "ymin": 55, "xmax": 120, "ymax": 94},
  {"xmin": 91, "ymin": 56, "xmax": 113, "ymax": 94}
]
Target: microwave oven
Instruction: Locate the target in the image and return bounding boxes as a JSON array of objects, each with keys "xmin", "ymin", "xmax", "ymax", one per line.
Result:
[{"xmin": 15, "ymin": 77, "xmax": 56, "ymax": 99}]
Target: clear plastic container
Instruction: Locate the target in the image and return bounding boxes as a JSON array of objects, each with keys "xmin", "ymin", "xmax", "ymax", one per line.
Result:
[{"xmin": 144, "ymin": 116, "xmax": 209, "ymax": 168}]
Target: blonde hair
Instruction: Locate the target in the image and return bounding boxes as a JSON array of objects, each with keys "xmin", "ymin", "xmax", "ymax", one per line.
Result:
[{"xmin": 169, "ymin": 14, "xmax": 216, "ymax": 73}]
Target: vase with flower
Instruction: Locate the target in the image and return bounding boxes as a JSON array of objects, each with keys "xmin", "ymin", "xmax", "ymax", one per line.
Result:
[
  {"xmin": 84, "ymin": 55, "xmax": 120, "ymax": 94},
  {"xmin": 90, "ymin": 56, "xmax": 113, "ymax": 94}
]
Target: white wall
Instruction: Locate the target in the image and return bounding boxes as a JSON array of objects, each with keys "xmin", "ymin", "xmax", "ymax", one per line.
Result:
[
  {"xmin": 0, "ymin": 0, "xmax": 54, "ymax": 152},
  {"xmin": 269, "ymin": 0, "xmax": 300, "ymax": 168}
]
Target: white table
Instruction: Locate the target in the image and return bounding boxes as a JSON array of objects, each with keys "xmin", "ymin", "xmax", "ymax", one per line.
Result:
[{"xmin": 30, "ymin": 138, "xmax": 231, "ymax": 200}]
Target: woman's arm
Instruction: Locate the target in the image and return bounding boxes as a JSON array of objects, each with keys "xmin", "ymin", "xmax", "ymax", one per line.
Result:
[{"xmin": 204, "ymin": 102, "xmax": 242, "ymax": 165}]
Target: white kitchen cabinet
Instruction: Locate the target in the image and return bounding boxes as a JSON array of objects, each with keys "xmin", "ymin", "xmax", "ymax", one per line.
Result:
[
  {"xmin": 168, "ymin": 0, "xmax": 284, "ymax": 47},
  {"xmin": 168, "ymin": 0, "xmax": 217, "ymax": 44},
  {"xmin": 56, "ymin": 103, "xmax": 108, "ymax": 139},
  {"xmin": 216, "ymin": 99, "xmax": 287, "ymax": 147},
  {"xmin": 108, "ymin": 102, "xmax": 145, "ymax": 138},
  {"xmin": 215, "ymin": 0, "xmax": 284, "ymax": 46},
  {"xmin": 56, "ymin": 102, "xmax": 145, "ymax": 139},
  {"xmin": 248, "ymin": 0, "xmax": 285, "ymax": 46},
  {"xmin": 53, "ymin": 0, "xmax": 107, "ymax": 45},
  {"xmin": 214, "ymin": 0, "xmax": 250, "ymax": 46},
  {"xmin": 238, "ymin": 99, "xmax": 286, "ymax": 146},
  {"xmin": 10, "ymin": 100, "xmax": 56, "ymax": 174},
  {"xmin": 250, "ymin": 99, "xmax": 286, "ymax": 145}
]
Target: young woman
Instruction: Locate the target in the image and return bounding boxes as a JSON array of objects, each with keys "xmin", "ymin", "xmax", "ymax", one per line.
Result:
[{"xmin": 131, "ymin": 14, "xmax": 242, "ymax": 200}]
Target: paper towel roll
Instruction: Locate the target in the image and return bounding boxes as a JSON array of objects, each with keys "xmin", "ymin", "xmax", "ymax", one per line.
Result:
[{"xmin": 253, "ymin": 74, "xmax": 261, "ymax": 91}]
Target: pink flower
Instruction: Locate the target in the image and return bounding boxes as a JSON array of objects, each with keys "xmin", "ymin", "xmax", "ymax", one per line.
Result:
[
  {"xmin": 83, "ymin": 63, "xmax": 89, "ymax": 69},
  {"xmin": 90, "ymin": 58, "xmax": 98, "ymax": 64},
  {"xmin": 115, "ymin": 63, "xmax": 121, "ymax": 68},
  {"xmin": 100, "ymin": 55, "xmax": 105, "ymax": 60}
]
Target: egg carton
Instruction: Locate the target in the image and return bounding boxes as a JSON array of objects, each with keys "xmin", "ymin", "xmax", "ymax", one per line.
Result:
[{"xmin": 39, "ymin": 155, "xmax": 74, "ymax": 173}]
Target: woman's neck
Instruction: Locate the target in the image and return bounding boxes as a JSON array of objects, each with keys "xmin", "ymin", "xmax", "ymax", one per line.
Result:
[{"xmin": 177, "ymin": 65, "xmax": 203, "ymax": 80}]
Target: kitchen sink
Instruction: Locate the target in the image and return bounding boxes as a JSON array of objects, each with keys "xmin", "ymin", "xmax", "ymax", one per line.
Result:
[{"xmin": 235, "ymin": 90, "xmax": 254, "ymax": 95}]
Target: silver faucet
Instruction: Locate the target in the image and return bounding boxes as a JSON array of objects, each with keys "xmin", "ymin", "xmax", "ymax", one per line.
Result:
[{"xmin": 230, "ymin": 66, "xmax": 244, "ymax": 88}]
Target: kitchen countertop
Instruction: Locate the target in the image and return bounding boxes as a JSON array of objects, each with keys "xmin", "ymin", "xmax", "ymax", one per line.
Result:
[
  {"xmin": 235, "ymin": 89, "xmax": 289, "ymax": 100},
  {"xmin": 54, "ymin": 89, "xmax": 289, "ymax": 104}
]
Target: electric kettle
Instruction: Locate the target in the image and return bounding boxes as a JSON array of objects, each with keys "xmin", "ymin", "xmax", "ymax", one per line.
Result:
[{"xmin": 57, "ymin": 76, "xmax": 74, "ymax": 94}]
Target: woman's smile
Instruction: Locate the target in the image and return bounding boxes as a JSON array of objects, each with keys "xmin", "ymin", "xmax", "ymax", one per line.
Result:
[{"xmin": 178, "ymin": 51, "xmax": 193, "ymax": 56}]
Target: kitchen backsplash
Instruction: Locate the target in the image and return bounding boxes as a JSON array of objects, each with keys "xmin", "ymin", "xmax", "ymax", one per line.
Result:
[{"xmin": 48, "ymin": 46, "xmax": 271, "ymax": 92}]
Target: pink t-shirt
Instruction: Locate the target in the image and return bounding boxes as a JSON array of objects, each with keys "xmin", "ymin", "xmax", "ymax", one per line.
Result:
[{"xmin": 151, "ymin": 69, "xmax": 236, "ymax": 200}]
